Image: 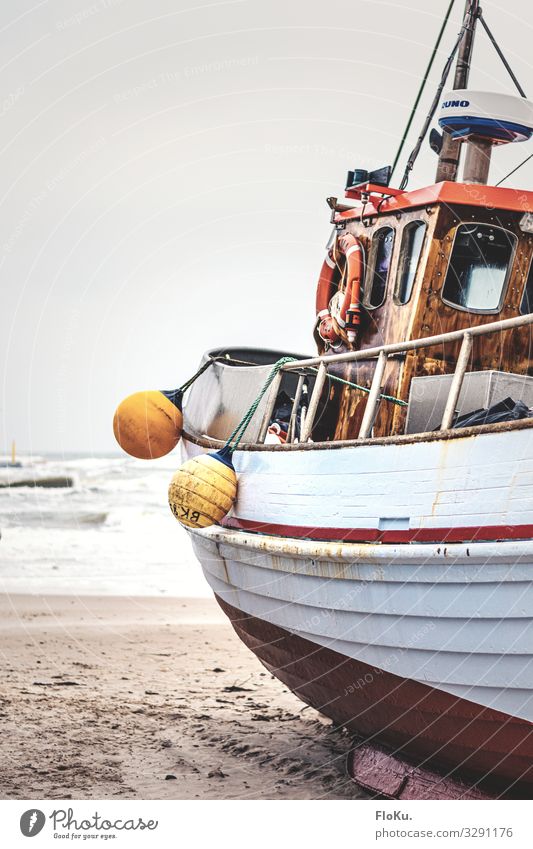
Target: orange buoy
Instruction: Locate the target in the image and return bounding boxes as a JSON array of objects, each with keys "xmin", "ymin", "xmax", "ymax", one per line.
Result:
[{"xmin": 113, "ymin": 389, "xmax": 183, "ymax": 459}]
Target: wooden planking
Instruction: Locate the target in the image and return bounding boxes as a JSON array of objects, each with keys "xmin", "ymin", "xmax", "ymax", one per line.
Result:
[
  {"xmin": 191, "ymin": 527, "xmax": 533, "ymax": 578},
  {"xmin": 201, "ymin": 567, "xmax": 533, "ymax": 692},
  {"xmin": 194, "ymin": 548, "xmax": 533, "ymax": 722},
  {"xmin": 215, "ymin": 531, "xmax": 505, "ymax": 571},
  {"xmin": 218, "ymin": 591, "xmax": 533, "ymax": 788},
  {"xmin": 215, "ymin": 427, "xmax": 533, "ymax": 532},
  {"xmin": 203, "ymin": 550, "xmax": 533, "ymax": 624}
]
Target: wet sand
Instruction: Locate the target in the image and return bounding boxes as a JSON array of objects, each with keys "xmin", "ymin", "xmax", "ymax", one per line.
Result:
[{"xmin": 0, "ymin": 594, "xmax": 367, "ymax": 800}]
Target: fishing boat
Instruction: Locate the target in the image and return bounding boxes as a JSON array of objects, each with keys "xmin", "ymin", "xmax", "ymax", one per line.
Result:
[{"xmin": 114, "ymin": 0, "xmax": 533, "ymax": 798}]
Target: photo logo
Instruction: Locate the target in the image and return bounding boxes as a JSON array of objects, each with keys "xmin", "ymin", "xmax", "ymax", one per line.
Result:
[{"xmin": 20, "ymin": 810, "xmax": 46, "ymax": 837}]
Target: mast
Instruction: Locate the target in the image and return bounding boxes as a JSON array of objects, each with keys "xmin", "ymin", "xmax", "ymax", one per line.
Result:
[{"xmin": 435, "ymin": 0, "xmax": 480, "ymax": 182}]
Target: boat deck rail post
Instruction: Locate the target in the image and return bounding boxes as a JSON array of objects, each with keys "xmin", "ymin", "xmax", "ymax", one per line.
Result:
[
  {"xmin": 440, "ymin": 332, "xmax": 473, "ymax": 430},
  {"xmin": 287, "ymin": 374, "xmax": 305, "ymax": 443},
  {"xmin": 278, "ymin": 312, "xmax": 533, "ymax": 440},
  {"xmin": 358, "ymin": 351, "xmax": 389, "ymax": 439},
  {"xmin": 258, "ymin": 371, "xmax": 284, "ymax": 443},
  {"xmin": 300, "ymin": 362, "xmax": 328, "ymax": 442}
]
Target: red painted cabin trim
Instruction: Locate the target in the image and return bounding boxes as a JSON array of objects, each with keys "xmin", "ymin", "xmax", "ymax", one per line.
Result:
[{"xmin": 339, "ymin": 180, "xmax": 533, "ymax": 221}]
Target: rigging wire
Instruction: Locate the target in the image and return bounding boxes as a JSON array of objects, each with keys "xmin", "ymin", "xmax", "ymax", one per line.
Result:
[
  {"xmin": 398, "ymin": 3, "xmax": 473, "ymax": 191},
  {"xmin": 478, "ymin": 11, "xmax": 527, "ymax": 99},
  {"xmin": 477, "ymin": 8, "xmax": 529, "ymax": 187},
  {"xmin": 394, "ymin": 0, "xmax": 529, "ymax": 191},
  {"xmin": 390, "ymin": 0, "xmax": 457, "ymax": 182},
  {"xmin": 496, "ymin": 152, "xmax": 533, "ymax": 187}
]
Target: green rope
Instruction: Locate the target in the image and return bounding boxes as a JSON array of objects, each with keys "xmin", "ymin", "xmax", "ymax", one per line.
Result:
[
  {"xmin": 220, "ymin": 356, "xmax": 409, "ymax": 456},
  {"xmin": 221, "ymin": 356, "xmax": 406, "ymax": 457},
  {"xmin": 223, "ymin": 357, "xmax": 297, "ymax": 453},
  {"xmin": 313, "ymin": 368, "xmax": 407, "ymax": 407},
  {"xmin": 179, "ymin": 353, "xmax": 406, "ymax": 409},
  {"xmin": 181, "ymin": 355, "xmax": 406, "ymax": 455}
]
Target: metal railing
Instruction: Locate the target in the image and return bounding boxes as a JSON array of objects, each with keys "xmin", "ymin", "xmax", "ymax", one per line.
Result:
[{"xmin": 260, "ymin": 312, "xmax": 533, "ymax": 444}]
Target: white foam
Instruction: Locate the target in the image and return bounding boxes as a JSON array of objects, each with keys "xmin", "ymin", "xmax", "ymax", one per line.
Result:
[{"xmin": 0, "ymin": 454, "xmax": 210, "ymax": 598}]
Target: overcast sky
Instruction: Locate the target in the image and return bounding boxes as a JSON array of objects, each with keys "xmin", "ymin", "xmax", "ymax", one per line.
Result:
[{"xmin": 1, "ymin": 0, "xmax": 533, "ymax": 453}]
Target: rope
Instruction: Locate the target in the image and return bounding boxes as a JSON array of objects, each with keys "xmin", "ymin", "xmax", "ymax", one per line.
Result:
[
  {"xmin": 181, "ymin": 355, "xmax": 406, "ymax": 457},
  {"xmin": 183, "ymin": 353, "xmax": 405, "ymax": 404},
  {"xmin": 315, "ymin": 369, "xmax": 407, "ymax": 406},
  {"xmin": 178, "ymin": 358, "xmax": 216, "ymax": 393},
  {"xmin": 390, "ymin": 0, "xmax": 456, "ymax": 182},
  {"xmin": 223, "ymin": 357, "xmax": 297, "ymax": 453},
  {"xmin": 178, "ymin": 353, "xmax": 268, "ymax": 394}
]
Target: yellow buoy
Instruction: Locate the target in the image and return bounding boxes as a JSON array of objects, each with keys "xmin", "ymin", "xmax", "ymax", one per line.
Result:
[
  {"xmin": 168, "ymin": 450, "xmax": 237, "ymax": 528},
  {"xmin": 113, "ymin": 389, "xmax": 183, "ymax": 460}
]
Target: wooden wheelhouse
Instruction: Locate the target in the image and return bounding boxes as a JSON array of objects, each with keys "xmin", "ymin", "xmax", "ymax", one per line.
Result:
[{"xmin": 320, "ymin": 182, "xmax": 533, "ymax": 441}]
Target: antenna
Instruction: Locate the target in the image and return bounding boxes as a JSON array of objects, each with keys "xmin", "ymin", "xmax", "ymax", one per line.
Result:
[{"xmin": 436, "ymin": 0, "xmax": 479, "ymax": 182}]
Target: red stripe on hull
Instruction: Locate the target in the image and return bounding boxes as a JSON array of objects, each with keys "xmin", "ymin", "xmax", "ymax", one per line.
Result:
[
  {"xmin": 215, "ymin": 595, "xmax": 533, "ymax": 795},
  {"xmin": 223, "ymin": 516, "xmax": 533, "ymax": 544}
]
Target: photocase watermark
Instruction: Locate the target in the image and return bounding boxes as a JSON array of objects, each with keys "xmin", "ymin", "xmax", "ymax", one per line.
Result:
[
  {"xmin": 295, "ymin": 578, "xmax": 371, "ymax": 634},
  {"xmin": 264, "ymin": 142, "xmax": 358, "ymax": 159},
  {"xmin": 113, "ymin": 57, "xmax": 260, "ymax": 102},
  {"xmin": 51, "ymin": 807, "xmax": 159, "ymax": 836},
  {"xmin": 2, "ymin": 137, "xmax": 106, "ymax": 255},
  {"xmin": 20, "ymin": 809, "xmax": 46, "ymax": 837},
  {"xmin": 19, "ymin": 806, "xmax": 159, "ymax": 838},
  {"xmin": 342, "ymin": 621, "xmax": 437, "ymax": 695},
  {"xmin": 0, "ymin": 86, "xmax": 24, "ymax": 118},
  {"xmin": 461, "ymin": 180, "xmax": 496, "ymax": 212},
  {"xmin": 55, "ymin": 0, "xmax": 125, "ymax": 31},
  {"xmin": 183, "ymin": 56, "xmax": 259, "ymax": 79},
  {"xmin": 55, "ymin": 308, "xmax": 82, "ymax": 437}
]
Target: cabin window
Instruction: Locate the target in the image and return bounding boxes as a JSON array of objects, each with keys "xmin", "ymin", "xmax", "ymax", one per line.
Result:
[
  {"xmin": 520, "ymin": 258, "xmax": 533, "ymax": 314},
  {"xmin": 365, "ymin": 226, "xmax": 395, "ymax": 308},
  {"xmin": 396, "ymin": 220, "xmax": 427, "ymax": 304},
  {"xmin": 442, "ymin": 223, "xmax": 516, "ymax": 313}
]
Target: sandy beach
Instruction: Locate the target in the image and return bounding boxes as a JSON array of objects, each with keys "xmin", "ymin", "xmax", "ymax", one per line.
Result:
[{"xmin": 0, "ymin": 593, "xmax": 367, "ymax": 800}]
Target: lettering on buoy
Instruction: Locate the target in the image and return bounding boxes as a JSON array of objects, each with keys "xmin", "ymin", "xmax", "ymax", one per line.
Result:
[
  {"xmin": 113, "ymin": 389, "xmax": 183, "ymax": 460},
  {"xmin": 168, "ymin": 451, "xmax": 237, "ymax": 528}
]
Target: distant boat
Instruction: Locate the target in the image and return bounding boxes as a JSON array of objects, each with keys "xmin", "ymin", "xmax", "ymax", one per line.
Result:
[
  {"xmin": 0, "ymin": 443, "xmax": 73, "ymax": 487},
  {"xmin": 0, "ymin": 440, "xmax": 22, "ymax": 468}
]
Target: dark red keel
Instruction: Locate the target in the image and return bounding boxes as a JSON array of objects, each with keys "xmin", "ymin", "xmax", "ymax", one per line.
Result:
[
  {"xmin": 348, "ymin": 744, "xmax": 494, "ymax": 799},
  {"xmin": 215, "ymin": 595, "xmax": 533, "ymax": 798}
]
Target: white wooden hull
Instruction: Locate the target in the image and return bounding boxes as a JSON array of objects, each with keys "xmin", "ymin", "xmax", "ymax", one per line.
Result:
[
  {"xmin": 190, "ymin": 526, "xmax": 533, "ymax": 723},
  {"xmin": 181, "ymin": 426, "xmax": 533, "ymax": 787},
  {"xmin": 183, "ymin": 424, "xmax": 533, "ymax": 542}
]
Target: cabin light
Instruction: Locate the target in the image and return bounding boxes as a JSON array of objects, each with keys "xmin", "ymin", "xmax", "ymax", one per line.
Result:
[
  {"xmin": 519, "ymin": 212, "xmax": 533, "ymax": 233},
  {"xmin": 345, "ymin": 165, "xmax": 392, "ymax": 190}
]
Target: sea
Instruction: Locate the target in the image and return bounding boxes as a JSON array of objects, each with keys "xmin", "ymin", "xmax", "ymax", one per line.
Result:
[{"xmin": 0, "ymin": 454, "xmax": 209, "ymax": 597}]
